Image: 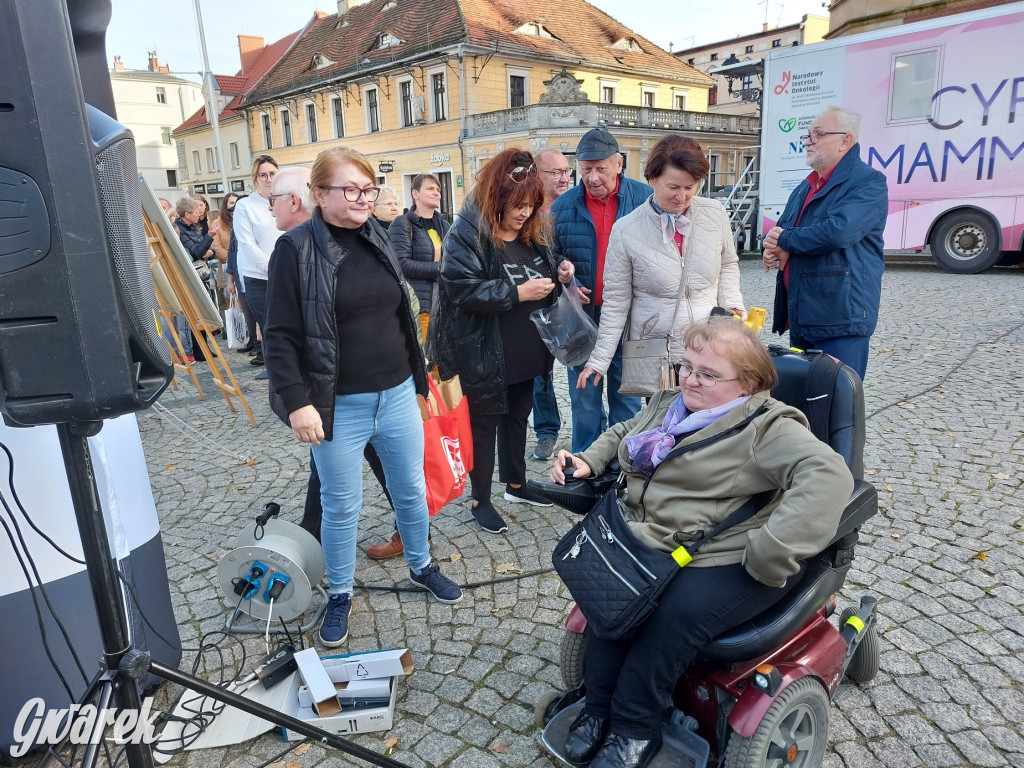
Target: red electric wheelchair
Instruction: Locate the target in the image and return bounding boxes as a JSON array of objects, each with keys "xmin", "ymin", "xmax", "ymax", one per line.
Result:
[{"xmin": 530, "ymin": 348, "xmax": 880, "ymax": 768}]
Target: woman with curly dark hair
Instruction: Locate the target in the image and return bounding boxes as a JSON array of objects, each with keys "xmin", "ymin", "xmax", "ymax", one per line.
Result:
[{"xmin": 432, "ymin": 148, "xmax": 577, "ymax": 534}]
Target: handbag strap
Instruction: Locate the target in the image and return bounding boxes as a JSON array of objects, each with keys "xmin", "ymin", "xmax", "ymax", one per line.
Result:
[{"xmin": 672, "ymin": 489, "xmax": 775, "ymax": 557}]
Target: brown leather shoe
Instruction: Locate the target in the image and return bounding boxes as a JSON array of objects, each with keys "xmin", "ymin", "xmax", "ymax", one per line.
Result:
[{"xmin": 365, "ymin": 532, "xmax": 403, "ymax": 560}]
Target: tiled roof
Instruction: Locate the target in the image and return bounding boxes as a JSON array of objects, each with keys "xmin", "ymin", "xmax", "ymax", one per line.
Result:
[
  {"xmin": 246, "ymin": 0, "xmax": 709, "ymax": 103},
  {"xmin": 173, "ymin": 27, "xmax": 305, "ymax": 134}
]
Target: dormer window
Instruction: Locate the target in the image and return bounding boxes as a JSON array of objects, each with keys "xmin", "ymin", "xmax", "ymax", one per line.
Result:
[
  {"xmin": 514, "ymin": 21, "xmax": 555, "ymax": 38},
  {"xmin": 377, "ymin": 32, "xmax": 402, "ymax": 48},
  {"xmin": 382, "ymin": 0, "xmax": 397, "ymax": 9},
  {"xmin": 612, "ymin": 37, "xmax": 644, "ymax": 53},
  {"xmin": 309, "ymin": 52, "xmax": 335, "ymax": 70}
]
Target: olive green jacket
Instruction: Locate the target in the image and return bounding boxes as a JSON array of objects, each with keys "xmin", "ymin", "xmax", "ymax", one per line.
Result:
[{"xmin": 577, "ymin": 389, "xmax": 854, "ymax": 587}]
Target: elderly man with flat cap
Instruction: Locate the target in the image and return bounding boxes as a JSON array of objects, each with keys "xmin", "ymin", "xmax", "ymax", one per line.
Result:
[{"xmin": 550, "ymin": 128, "xmax": 652, "ymax": 453}]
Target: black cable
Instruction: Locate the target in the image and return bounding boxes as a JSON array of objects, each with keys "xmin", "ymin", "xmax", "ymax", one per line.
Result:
[
  {"xmin": 256, "ymin": 740, "xmax": 306, "ymax": 768},
  {"xmin": 866, "ymin": 317, "xmax": 1024, "ymax": 421}
]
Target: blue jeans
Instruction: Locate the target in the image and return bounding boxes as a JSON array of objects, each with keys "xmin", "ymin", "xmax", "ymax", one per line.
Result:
[
  {"xmin": 243, "ymin": 276, "xmax": 267, "ymax": 355},
  {"xmin": 531, "ymin": 374, "xmax": 561, "ymax": 440},
  {"xmin": 568, "ymin": 312, "xmax": 642, "ymax": 452},
  {"xmin": 310, "ymin": 377, "xmax": 431, "ymax": 594},
  {"xmin": 788, "ymin": 334, "xmax": 870, "ymax": 381}
]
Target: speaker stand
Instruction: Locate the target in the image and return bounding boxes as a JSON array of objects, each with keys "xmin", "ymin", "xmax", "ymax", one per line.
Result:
[{"xmin": 50, "ymin": 422, "xmax": 409, "ymax": 768}]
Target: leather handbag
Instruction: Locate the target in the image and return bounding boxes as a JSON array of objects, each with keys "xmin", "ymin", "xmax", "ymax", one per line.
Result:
[
  {"xmin": 618, "ymin": 234, "xmax": 694, "ymax": 398},
  {"xmin": 553, "ymin": 479, "xmax": 773, "ymax": 640}
]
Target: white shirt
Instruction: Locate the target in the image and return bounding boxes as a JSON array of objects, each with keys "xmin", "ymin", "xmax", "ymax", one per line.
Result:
[{"xmin": 233, "ymin": 192, "xmax": 281, "ymax": 282}]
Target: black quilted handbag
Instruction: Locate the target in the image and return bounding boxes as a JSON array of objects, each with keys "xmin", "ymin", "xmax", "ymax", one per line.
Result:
[{"xmin": 552, "ymin": 489, "xmax": 679, "ymax": 640}]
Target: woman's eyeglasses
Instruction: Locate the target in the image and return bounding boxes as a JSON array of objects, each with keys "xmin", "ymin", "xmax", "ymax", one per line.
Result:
[
  {"xmin": 257, "ymin": 171, "xmax": 278, "ymax": 181},
  {"xmin": 320, "ymin": 186, "xmax": 381, "ymax": 202},
  {"xmin": 677, "ymin": 362, "xmax": 739, "ymax": 387},
  {"xmin": 508, "ymin": 164, "xmax": 538, "ymax": 183}
]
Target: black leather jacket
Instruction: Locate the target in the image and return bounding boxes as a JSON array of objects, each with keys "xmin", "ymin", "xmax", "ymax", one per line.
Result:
[
  {"xmin": 390, "ymin": 209, "xmax": 450, "ymax": 314},
  {"xmin": 431, "ymin": 197, "xmax": 559, "ymax": 415},
  {"xmin": 264, "ymin": 210, "xmax": 428, "ymax": 440}
]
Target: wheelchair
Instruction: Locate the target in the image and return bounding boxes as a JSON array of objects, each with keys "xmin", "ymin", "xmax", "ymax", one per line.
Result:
[{"xmin": 530, "ymin": 347, "xmax": 880, "ymax": 768}]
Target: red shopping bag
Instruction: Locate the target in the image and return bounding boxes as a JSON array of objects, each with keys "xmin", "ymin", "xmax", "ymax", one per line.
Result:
[{"xmin": 420, "ymin": 375, "xmax": 474, "ymax": 516}]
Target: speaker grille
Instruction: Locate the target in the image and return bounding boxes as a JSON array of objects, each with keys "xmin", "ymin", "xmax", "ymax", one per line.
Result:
[{"xmin": 95, "ymin": 137, "xmax": 170, "ymax": 365}]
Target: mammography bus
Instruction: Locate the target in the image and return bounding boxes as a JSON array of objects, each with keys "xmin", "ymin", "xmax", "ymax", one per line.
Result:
[{"xmin": 759, "ymin": 3, "xmax": 1024, "ymax": 273}]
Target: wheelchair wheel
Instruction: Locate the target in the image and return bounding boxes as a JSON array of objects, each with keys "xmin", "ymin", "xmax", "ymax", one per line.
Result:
[
  {"xmin": 560, "ymin": 630, "xmax": 587, "ymax": 690},
  {"xmin": 534, "ymin": 690, "xmax": 561, "ymax": 727},
  {"xmin": 722, "ymin": 677, "xmax": 829, "ymax": 768},
  {"xmin": 839, "ymin": 607, "xmax": 880, "ymax": 683}
]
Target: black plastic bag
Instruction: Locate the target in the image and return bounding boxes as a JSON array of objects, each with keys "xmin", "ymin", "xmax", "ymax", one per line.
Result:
[{"xmin": 530, "ymin": 285, "xmax": 598, "ymax": 367}]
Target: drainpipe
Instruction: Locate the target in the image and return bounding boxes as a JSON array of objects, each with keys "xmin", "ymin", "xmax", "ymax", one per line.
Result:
[{"xmin": 457, "ymin": 42, "xmax": 467, "ymax": 209}]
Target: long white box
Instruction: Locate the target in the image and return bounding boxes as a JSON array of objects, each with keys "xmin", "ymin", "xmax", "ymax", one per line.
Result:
[
  {"xmin": 320, "ymin": 648, "xmax": 413, "ymax": 682},
  {"xmin": 281, "ymin": 676, "xmax": 398, "ymax": 740},
  {"xmin": 296, "ymin": 677, "xmax": 392, "ymax": 709}
]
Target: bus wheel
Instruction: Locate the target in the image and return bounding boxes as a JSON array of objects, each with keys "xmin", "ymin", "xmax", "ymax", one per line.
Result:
[{"xmin": 930, "ymin": 211, "xmax": 1001, "ymax": 274}]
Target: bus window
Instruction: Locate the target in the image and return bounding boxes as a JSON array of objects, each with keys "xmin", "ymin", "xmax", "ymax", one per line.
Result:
[{"xmin": 889, "ymin": 49, "xmax": 939, "ymax": 122}]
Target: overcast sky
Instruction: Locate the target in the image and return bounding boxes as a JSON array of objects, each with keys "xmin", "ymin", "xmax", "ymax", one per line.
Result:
[{"xmin": 106, "ymin": 0, "xmax": 830, "ymax": 80}]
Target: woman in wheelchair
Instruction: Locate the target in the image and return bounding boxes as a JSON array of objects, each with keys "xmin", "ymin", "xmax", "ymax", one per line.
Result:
[{"xmin": 548, "ymin": 318, "xmax": 854, "ymax": 768}]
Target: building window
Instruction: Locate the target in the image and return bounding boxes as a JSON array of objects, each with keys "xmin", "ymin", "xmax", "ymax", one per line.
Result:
[
  {"xmin": 710, "ymin": 53, "xmax": 719, "ymax": 61},
  {"xmin": 229, "ymin": 142, "xmax": 240, "ymax": 168},
  {"xmin": 687, "ymin": 58, "xmax": 695, "ymax": 65},
  {"xmin": 166, "ymin": 169, "xmax": 177, "ymax": 187},
  {"xmin": 674, "ymin": 92, "xmax": 688, "ymax": 110},
  {"xmin": 745, "ymin": 45, "xmax": 754, "ymax": 53},
  {"xmin": 281, "ymin": 109, "xmax": 293, "ymax": 146},
  {"xmin": 332, "ymin": 96, "xmax": 345, "ymax": 138},
  {"xmin": 205, "ymin": 147, "xmax": 216, "ymax": 172},
  {"xmin": 262, "ymin": 113, "xmax": 273, "ymax": 149},
  {"xmin": 161, "ymin": 127, "xmax": 172, "ymax": 145},
  {"xmin": 642, "ymin": 89, "xmax": 656, "ymax": 108},
  {"xmin": 890, "ymin": 49, "xmax": 939, "ymax": 121},
  {"xmin": 156, "ymin": 86, "xmax": 166, "ymax": 104},
  {"xmin": 772, "ymin": 39, "xmax": 781, "ymax": 47},
  {"xmin": 306, "ymin": 103, "xmax": 319, "ymax": 142},
  {"xmin": 509, "ymin": 75, "xmax": 526, "ymax": 108},
  {"xmin": 601, "ymin": 86, "xmax": 615, "ymax": 104},
  {"xmin": 432, "ymin": 72, "xmax": 447, "ymax": 121},
  {"xmin": 192, "ymin": 150, "xmax": 201, "ymax": 173},
  {"xmin": 366, "ymin": 87, "xmax": 380, "ymax": 133},
  {"xmin": 399, "ymin": 79, "xmax": 414, "ymax": 127},
  {"xmin": 709, "ymin": 86, "xmax": 718, "ymax": 106}
]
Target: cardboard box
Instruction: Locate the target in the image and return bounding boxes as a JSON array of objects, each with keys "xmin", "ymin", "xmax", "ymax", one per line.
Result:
[
  {"xmin": 320, "ymin": 648, "xmax": 413, "ymax": 683},
  {"xmin": 296, "ymin": 677, "xmax": 392, "ymax": 709},
  {"xmin": 282, "ymin": 676, "xmax": 398, "ymax": 740},
  {"xmin": 293, "ymin": 648, "xmax": 341, "ymax": 717}
]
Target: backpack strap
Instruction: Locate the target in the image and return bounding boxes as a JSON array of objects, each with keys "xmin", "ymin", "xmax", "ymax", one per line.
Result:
[{"xmin": 804, "ymin": 352, "xmax": 843, "ymax": 444}]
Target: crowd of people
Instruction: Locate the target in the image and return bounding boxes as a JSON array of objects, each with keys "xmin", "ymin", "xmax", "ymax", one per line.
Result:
[{"xmin": 156, "ymin": 108, "xmax": 884, "ymax": 766}]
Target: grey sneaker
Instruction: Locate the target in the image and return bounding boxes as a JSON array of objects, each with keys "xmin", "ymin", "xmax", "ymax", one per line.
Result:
[{"xmin": 533, "ymin": 437, "xmax": 557, "ymax": 461}]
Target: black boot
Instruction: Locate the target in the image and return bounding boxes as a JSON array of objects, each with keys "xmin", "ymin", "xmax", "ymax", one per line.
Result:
[
  {"xmin": 590, "ymin": 733, "xmax": 661, "ymax": 768},
  {"xmin": 564, "ymin": 710, "xmax": 609, "ymax": 765}
]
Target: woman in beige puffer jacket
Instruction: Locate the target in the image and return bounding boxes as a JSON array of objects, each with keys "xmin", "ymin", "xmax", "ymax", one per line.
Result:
[{"xmin": 578, "ymin": 135, "xmax": 745, "ymax": 389}]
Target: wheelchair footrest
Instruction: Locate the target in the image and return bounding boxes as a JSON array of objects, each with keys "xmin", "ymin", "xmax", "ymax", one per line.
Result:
[{"xmin": 541, "ymin": 699, "xmax": 711, "ymax": 768}]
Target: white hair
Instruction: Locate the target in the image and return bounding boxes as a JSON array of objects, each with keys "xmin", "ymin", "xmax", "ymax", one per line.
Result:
[
  {"xmin": 273, "ymin": 166, "xmax": 313, "ymax": 212},
  {"xmin": 375, "ymin": 184, "xmax": 398, "ymax": 203},
  {"xmin": 820, "ymin": 106, "xmax": 861, "ymax": 141}
]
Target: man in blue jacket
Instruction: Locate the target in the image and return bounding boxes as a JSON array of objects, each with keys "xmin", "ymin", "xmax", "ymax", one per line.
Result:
[
  {"xmin": 763, "ymin": 106, "xmax": 887, "ymax": 380},
  {"xmin": 551, "ymin": 128, "xmax": 652, "ymax": 452}
]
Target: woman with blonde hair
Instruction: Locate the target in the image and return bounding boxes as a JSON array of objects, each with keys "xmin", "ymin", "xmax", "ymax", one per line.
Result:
[
  {"xmin": 232, "ymin": 154, "xmax": 281, "ymax": 366},
  {"xmin": 264, "ymin": 148, "xmax": 462, "ymax": 648}
]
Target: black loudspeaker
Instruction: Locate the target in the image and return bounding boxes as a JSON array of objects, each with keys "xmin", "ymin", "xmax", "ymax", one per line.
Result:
[{"xmin": 0, "ymin": 0, "xmax": 172, "ymax": 427}]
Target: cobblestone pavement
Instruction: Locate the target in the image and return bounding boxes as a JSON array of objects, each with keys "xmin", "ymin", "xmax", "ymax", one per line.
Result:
[{"xmin": 138, "ymin": 260, "xmax": 1024, "ymax": 768}]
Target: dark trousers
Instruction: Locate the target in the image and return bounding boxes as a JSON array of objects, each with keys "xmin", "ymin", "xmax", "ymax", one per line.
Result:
[
  {"xmin": 467, "ymin": 378, "xmax": 535, "ymax": 504},
  {"xmin": 583, "ymin": 562, "xmax": 801, "ymax": 739},
  {"xmin": 243, "ymin": 276, "xmax": 268, "ymax": 354},
  {"xmin": 300, "ymin": 445, "xmax": 394, "ymax": 542},
  {"xmin": 788, "ymin": 334, "xmax": 870, "ymax": 381}
]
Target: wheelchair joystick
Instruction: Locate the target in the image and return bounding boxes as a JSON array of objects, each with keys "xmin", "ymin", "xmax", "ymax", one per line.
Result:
[{"xmin": 563, "ymin": 457, "xmax": 575, "ymax": 481}]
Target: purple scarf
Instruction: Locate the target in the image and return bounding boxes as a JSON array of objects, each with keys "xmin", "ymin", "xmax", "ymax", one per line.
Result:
[{"xmin": 624, "ymin": 395, "xmax": 751, "ymax": 477}]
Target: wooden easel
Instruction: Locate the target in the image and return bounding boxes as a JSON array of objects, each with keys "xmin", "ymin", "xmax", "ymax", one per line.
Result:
[{"xmin": 143, "ymin": 211, "xmax": 257, "ymax": 426}]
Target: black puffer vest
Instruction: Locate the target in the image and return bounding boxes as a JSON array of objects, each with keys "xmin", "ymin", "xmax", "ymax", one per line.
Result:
[{"xmin": 268, "ymin": 211, "xmax": 428, "ymax": 440}]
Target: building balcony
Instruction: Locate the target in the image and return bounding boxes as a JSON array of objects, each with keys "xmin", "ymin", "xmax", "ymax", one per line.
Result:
[{"xmin": 465, "ymin": 103, "xmax": 760, "ymax": 138}]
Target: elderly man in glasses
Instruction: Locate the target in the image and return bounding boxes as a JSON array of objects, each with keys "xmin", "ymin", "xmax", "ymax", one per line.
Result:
[
  {"xmin": 550, "ymin": 128, "xmax": 652, "ymax": 453},
  {"xmin": 762, "ymin": 106, "xmax": 888, "ymax": 380}
]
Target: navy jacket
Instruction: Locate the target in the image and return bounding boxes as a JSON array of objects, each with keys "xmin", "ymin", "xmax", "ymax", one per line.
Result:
[
  {"xmin": 390, "ymin": 209, "xmax": 450, "ymax": 314},
  {"xmin": 771, "ymin": 144, "xmax": 888, "ymax": 340},
  {"xmin": 550, "ymin": 174, "xmax": 652, "ymax": 319},
  {"xmin": 174, "ymin": 218, "xmax": 214, "ymax": 261}
]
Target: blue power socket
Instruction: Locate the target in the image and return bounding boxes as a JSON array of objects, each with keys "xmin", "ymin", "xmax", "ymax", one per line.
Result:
[
  {"xmin": 264, "ymin": 572, "xmax": 290, "ymax": 602},
  {"xmin": 242, "ymin": 560, "xmax": 270, "ymax": 599}
]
